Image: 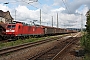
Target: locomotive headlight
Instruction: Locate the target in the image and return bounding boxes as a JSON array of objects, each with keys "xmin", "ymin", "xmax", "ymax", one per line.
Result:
[
  {"xmin": 6, "ymin": 30, "xmax": 15, "ymax": 32},
  {"xmin": 6, "ymin": 30, "xmax": 9, "ymax": 32},
  {"xmin": 10, "ymin": 30, "xmax": 15, "ymax": 32}
]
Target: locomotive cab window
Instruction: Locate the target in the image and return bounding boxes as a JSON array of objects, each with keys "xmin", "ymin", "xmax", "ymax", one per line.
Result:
[
  {"xmin": 12, "ymin": 25, "xmax": 16, "ymax": 28},
  {"xmin": 7, "ymin": 25, "xmax": 16, "ymax": 29},
  {"xmin": 7, "ymin": 25, "xmax": 11, "ymax": 28}
]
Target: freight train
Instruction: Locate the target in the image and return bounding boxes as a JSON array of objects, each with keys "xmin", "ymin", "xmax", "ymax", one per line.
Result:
[{"xmin": 0, "ymin": 21, "xmax": 77, "ymax": 40}]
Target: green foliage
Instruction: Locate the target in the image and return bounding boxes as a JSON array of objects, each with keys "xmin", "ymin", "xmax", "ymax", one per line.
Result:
[
  {"xmin": 81, "ymin": 34, "xmax": 90, "ymax": 52},
  {"xmin": 81, "ymin": 10, "xmax": 90, "ymax": 60},
  {"xmin": 84, "ymin": 53, "xmax": 90, "ymax": 60},
  {"xmin": 81, "ymin": 34, "xmax": 90, "ymax": 60},
  {"xmin": 86, "ymin": 10, "xmax": 90, "ymax": 34}
]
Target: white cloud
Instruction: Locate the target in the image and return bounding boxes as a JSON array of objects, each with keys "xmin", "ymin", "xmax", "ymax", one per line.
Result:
[
  {"xmin": 52, "ymin": 7, "xmax": 65, "ymax": 12},
  {"xmin": 14, "ymin": 5, "xmax": 40, "ymax": 23},
  {"xmin": 53, "ymin": 0, "xmax": 63, "ymax": 6},
  {"xmin": 0, "ymin": 4, "xmax": 10, "ymax": 12},
  {"xmin": 0, "ymin": 0, "xmax": 88, "ymax": 28},
  {"xmin": 76, "ymin": 5, "xmax": 89, "ymax": 15},
  {"xmin": 53, "ymin": 0, "xmax": 90, "ymax": 14}
]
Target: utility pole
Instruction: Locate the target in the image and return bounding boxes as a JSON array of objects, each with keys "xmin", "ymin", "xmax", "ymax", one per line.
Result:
[
  {"xmin": 40, "ymin": 9, "xmax": 41, "ymax": 25},
  {"xmin": 57, "ymin": 13, "xmax": 58, "ymax": 28},
  {"xmin": 52, "ymin": 16, "xmax": 53, "ymax": 27},
  {"xmin": 81, "ymin": 14, "xmax": 83, "ymax": 32}
]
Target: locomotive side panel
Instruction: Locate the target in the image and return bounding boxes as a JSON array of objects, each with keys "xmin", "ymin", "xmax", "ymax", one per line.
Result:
[
  {"xmin": 16, "ymin": 23, "xmax": 23, "ymax": 36},
  {"xmin": 32, "ymin": 26, "xmax": 44, "ymax": 35}
]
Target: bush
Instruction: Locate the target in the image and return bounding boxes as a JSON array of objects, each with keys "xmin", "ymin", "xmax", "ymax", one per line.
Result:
[{"xmin": 81, "ymin": 34, "xmax": 90, "ymax": 52}]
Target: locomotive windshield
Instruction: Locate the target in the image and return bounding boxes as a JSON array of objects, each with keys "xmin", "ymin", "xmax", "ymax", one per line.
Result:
[{"xmin": 7, "ymin": 25, "xmax": 16, "ymax": 29}]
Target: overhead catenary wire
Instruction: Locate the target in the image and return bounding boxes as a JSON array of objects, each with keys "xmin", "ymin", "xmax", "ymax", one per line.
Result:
[
  {"xmin": 22, "ymin": 0, "xmax": 48, "ymax": 14},
  {"xmin": 61, "ymin": 0, "xmax": 70, "ymax": 13},
  {"xmin": 22, "ymin": 0, "xmax": 38, "ymax": 9},
  {"xmin": 4, "ymin": 0, "xmax": 54, "ymax": 26},
  {"xmin": 38, "ymin": 1, "xmax": 42, "ymax": 5},
  {"xmin": 3, "ymin": 0, "xmax": 26, "ymax": 4},
  {"xmin": 6, "ymin": 0, "xmax": 52, "ymax": 16},
  {"xmin": 64, "ymin": 0, "xmax": 71, "ymax": 13},
  {"xmin": 23, "ymin": 0, "xmax": 54, "ymax": 25},
  {"xmin": 22, "ymin": 0, "xmax": 53, "ymax": 25},
  {"xmin": 5, "ymin": 0, "xmax": 43, "ymax": 10}
]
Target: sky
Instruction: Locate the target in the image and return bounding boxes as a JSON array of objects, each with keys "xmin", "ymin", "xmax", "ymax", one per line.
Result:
[{"xmin": 0, "ymin": 0, "xmax": 89, "ymax": 28}]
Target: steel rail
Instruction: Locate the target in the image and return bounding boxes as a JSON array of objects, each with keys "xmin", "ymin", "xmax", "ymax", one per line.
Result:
[
  {"xmin": 29, "ymin": 32, "xmax": 81, "ymax": 60},
  {"xmin": 52, "ymin": 37, "xmax": 79, "ymax": 60},
  {"xmin": 0, "ymin": 35, "xmax": 66, "ymax": 55},
  {"xmin": 52, "ymin": 32, "xmax": 81, "ymax": 60}
]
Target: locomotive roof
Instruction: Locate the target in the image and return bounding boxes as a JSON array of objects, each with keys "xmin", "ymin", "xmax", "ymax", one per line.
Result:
[{"xmin": 8, "ymin": 21, "xmax": 30, "ymax": 26}]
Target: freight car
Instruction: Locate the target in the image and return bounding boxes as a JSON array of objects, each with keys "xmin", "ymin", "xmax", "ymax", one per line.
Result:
[
  {"xmin": 4, "ymin": 21, "xmax": 77, "ymax": 40},
  {"xmin": 41, "ymin": 26, "xmax": 69, "ymax": 35}
]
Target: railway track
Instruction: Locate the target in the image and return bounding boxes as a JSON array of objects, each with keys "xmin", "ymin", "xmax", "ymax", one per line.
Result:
[
  {"xmin": 0, "ymin": 33, "xmax": 77, "ymax": 43},
  {"xmin": 28, "ymin": 32, "xmax": 81, "ymax": 60},
  {"xmin": 0, "ymin": 34, "xmax": 72, "ymax": 56},
  {"xmin": 0, "ymin": 35, "xmax": 65, "ymax": 42},
  {"xmin": 52, "ymin": 37, "xmax": 80, "ymax": 60}
]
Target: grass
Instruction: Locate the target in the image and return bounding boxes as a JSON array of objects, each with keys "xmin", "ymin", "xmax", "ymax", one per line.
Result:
[
  {"xmin": 84, "ymin": 53, "xmax": 90, "ymax": 60},
  {"xmin": 0, "ymin": 37, "xmax": 45, "ymax": 49},
  {"xmin": 0, "ymin": 35, "xmax": 59, "ymax": 49}
]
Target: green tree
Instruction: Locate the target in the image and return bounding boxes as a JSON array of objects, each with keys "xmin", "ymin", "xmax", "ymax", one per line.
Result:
[
  {"xmin": 81, "ymin": 9, "xmax": 90, "ymax": 52},
  {"xmin": 80, "ymin": 9, "xmax": 90, "ymax": 60},
  {"xmin": 86, "ymin": 9, "xmax": 90, "ymax": 34}
]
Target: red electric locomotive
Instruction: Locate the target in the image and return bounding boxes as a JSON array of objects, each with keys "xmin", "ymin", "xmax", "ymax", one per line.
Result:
[{"xmin": 5, "ymin": 21, "xmax": 44, "ymax": 40}]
